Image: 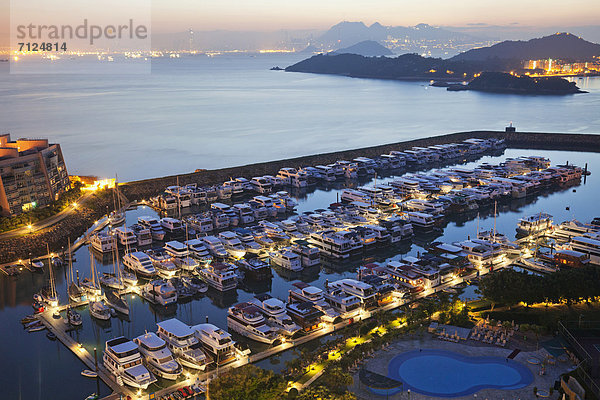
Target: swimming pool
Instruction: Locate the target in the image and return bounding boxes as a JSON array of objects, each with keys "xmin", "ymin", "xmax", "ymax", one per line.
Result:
[{"xmin": 371, "ymin": 349, "xmax": 533, "ymax": 398}]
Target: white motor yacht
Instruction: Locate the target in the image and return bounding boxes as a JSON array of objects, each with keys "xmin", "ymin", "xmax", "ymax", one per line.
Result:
[
  {"xmin": 134, "ymin": 332, "xmax": 182, "ymax": 380},
  {"xmin": 90, "ymin": 232, "xmax": 115, "ymax": 253},
  {"xmin": 196, "ymin": 262, "xmax": 238, "ymax": 291},
  {"xmin": 269, "ymin": 249, "xmax": 303, "ymax": 272},
  {"xmin": 103, "ymin": 337, "xmax": 156, "ymax": 389},
  {"xmin": 157, "ymin": 319, "xmax": 209, "ymax": 370},
  {"xmin": 227, "ymin": 302, "xmax": 280, "ymax": 344},
  {"xmin": 123, "ymin": 251, "xmax": 157, "ymax": 278},
  {"xmin": 192, "ymin": 323, "xmax": 238, "ymax": 366},
  {"xmin": 218, "ymin": 231, "xmax": 247, "ymax": 259},
  {"xmin": 251, "ymin": 294, "xmax": 301, "ymax": 336},
  {"xmin": 141, "ymin": 280, "xmax": 178, "ymax": 306}
]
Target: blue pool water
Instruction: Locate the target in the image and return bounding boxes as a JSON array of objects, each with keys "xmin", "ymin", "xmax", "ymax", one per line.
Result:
[{"xmin": 374, "ymin": 349, "xmax": 533, "ymax": 397}]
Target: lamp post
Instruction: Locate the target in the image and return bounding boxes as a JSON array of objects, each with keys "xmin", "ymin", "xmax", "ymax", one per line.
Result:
[{"xmin": 94, "ymin": 347, "xmax": 100, "ymax": 395}]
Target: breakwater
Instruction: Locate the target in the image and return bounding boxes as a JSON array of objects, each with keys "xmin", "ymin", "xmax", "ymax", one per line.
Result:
[{"xmin": 120, "ymin": 130, "xmax": 600, "ymax": 201}]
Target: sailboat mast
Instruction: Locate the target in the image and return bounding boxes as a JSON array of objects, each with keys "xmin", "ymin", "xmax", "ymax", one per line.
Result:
[
  {"xmin": 493, "ymin": 201, "xmax": 497, "ymax": 242},
  {"xmin": 47, "ymin": 243, "xmax": 56, "ymax": 302}
]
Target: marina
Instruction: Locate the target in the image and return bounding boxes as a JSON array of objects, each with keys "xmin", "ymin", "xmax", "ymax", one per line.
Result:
[{"xmin": 3, "ymin": 141, "xmax": 599, "ymax": 400}]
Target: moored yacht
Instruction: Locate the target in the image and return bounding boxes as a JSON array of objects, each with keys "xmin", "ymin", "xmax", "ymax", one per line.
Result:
[
  {"xmin": 123, "ymin": 251, "xmax": 157, "ymax": 278},
  {"xmin": 227, "ymin": 302, "xmax": 280, "ymax": 344},
  {"xmin": 405, "ymin": 212, "xmax": 436, "ymax": 233},
  {"xmin": 323, "ymin": 285, "xmax": 362, "ymax": 319},
  {"xmin": 115, "ymin": 227, "xmax": 137, "ymax": 247},
  {"xmin": 288, "ymin": 281, "xmax": 339, "ymax": 322},
  {"xmin": 141, "ymin": 280, "xmax": 178, "ymax": 306},
  {"xmin": 250, "ymin": 294, "xmax": 300, "ymax": 336},
  {"xmin": 196, "ymin": 262, "xmax": 238, "ymax": 291},
  {"xmin": 202, "ymin": 236, "xmax": 229, "ymax": 259},
  {"xmin": 134, "ymin": 332, "xmax": 182, "ymax": 380},
  {"xmin": 290, "ymin": 240, "xmax": 321, "ymax": 268},
  {"xmin": 185, "ymin": 238, "xmax": 213, "ymax": 263},
  {"xmin": 147, "ymin": 250, "xmax": 179, "ymax": 279},
  {"xmin": 516, "ymin": 213, "xmax": 553, "ymax": 237},
  {"xmin": 91, "ymin": 232, "xmax": 115, "ymax": 253},
  {"xmin": 164, "ymin": 240, "xmax": 189, "ymax": 258},
  {"xmin": 103, "ymin": 337, "xmax": 156, "ymax": 389},
  {"xmin": 89, "ymin": 299, "xmax": 111, "ymax": 320},
  {"xmin": 270, "ymin": 249, "xmax": 303, "ymax": 272},
  {"xmin": 157, "ymin": 319, "xmax": 209, "ymax": 370},
  {"xmin": 192, "ymin": 323, "xmax": 238, "ymax": 366},
  {"xmin": 138, "ymin": 216, "xmax": 166, "ymax": 241},
  {"xmin": 233, "ymin": 228, "xmax": 263, "ymax": 254},
  {"xmin": 218, "ymin": 231, "xmax": 247, "ymax": 259},
  {"xmin": 235, "ymin": 257, "xmax": 272, "ymax": 280}
]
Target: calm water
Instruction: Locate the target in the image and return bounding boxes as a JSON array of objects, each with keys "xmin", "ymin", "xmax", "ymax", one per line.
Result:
[
  {"xmin": 1, "ymin": 148, "xmax": 598, "ymax": 400},
  {"xmin": 1, "ymin": 55, "xmax": 599, "ymax": 181}
]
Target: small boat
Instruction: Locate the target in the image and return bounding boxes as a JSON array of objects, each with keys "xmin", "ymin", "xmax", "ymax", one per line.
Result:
[
  {"xmin": 21, "ymin": 315, "xmax": 36, "ymax": 324},
  {"xmin": 68, "ymin": 308, "xmax": 83, "ymax": 326},
  {"xmin": 28, "ymin": 325, "xmax": 46, "ymax": 333},
  {"xmin": 24, "ymin": 320, "xmax": 42, "ymax": 329},
  {"xmin": 84, "ymin": 393, "xmax": 99, "ymax": 400},
  {"xmin": 30, "ymin": 260, "xmax": 44, "ymax": 272},
  {"xmin": 46, "ymin": 332, "xmax": 57, "ymax": 340},
  {"xmin": 81, "ymin": 370, "xmax": 98, "ymax": 378},
  {"xmin": 181, "ymin": 276, "xmax": 208, "ymax": 294}
]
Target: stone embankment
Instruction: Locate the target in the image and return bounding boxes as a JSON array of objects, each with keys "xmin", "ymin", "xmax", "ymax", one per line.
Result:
[
  {"xmin": 0, "ymin": 191, "xmax": 113, "ymax": 264},
  {"xmin": 120, "ymin": 130, "xmax": 600, "ymax": 201}
]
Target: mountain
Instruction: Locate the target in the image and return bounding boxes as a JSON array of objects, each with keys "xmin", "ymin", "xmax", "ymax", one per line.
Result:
[
  {"xmin": 333, "ymin": 40, "xmax": 393, "ymax": 57},
  {"xmin": 314, "ymin": 21, "xmax": 477, "ymax": 51},
  {"xmin": 451, "ymin": 33, "xmax": 600, "ymax": 62}
]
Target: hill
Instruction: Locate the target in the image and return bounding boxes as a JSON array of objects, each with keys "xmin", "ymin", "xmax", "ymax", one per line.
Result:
[
  {"xmin": 285, "ymin": 52, "xmax": 512, "ymax": 80},
  {"xmin": 451, "ymin": 32, "xmax": 600, "ymax": 62},
  {"xmin": 332, "ymin": 40, "xmax": 394, "ymax": 57},
  {"xmin": 447, "ymin": 72, "xmax": 584, "ymax": 94}
]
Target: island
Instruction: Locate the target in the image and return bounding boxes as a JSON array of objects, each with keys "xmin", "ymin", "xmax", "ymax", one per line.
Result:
[
  {"xmin": 284, "ymin": 33, "xmax": 599, "ymax": 95},
  {"xmin": 446, "ymin": 72, "xmax": 585, "ymax": 95}
]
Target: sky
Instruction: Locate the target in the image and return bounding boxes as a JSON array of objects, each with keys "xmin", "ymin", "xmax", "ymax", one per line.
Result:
[
  {"xmin": 1, "ymin": 0, "xmax": 600, "ymax": 38},
  {"xmin": 150, "ymin": 0, "xmax": 600, "ymax": 32}
]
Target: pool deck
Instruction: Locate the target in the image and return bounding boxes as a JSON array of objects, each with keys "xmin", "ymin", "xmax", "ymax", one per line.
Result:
[{"xmin": 350, "ymin": 334, "xmax": 574, "ymax": 400}]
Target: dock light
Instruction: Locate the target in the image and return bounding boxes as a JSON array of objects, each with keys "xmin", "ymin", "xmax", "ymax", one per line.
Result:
[{"xmin": 73, "ymin": 203, "xmax": 78, "ymax": 208}]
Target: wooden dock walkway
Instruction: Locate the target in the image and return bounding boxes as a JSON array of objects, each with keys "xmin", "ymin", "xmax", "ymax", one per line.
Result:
[{"xmin": 37, "ymin": 311, "xmax": 135, "ymax": 398}]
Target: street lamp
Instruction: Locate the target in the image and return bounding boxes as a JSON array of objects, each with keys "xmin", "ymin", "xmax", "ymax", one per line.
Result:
[{"xmin": 27, "ymin": 224, "xmax": 33, "ymax": 234}]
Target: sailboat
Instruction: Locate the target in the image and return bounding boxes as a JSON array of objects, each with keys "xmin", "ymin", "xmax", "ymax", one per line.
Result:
[
  {"xmin": 39, "ymin": 244, "xmax": 59, "ymax": 307},
  {"xmin": 104, "ymin": 289, "xmax": 130, "ymax": 315},
  {"xmin": 81, "ymin": 247, "xmax": 102, "ymax": 298},
  {"xmin": 67, "ymin": 239, "xmax": 86, "ymax": 303},
  {"xmin": 108, "ymin": 176, "xmax": 126, "ymax": 227},
  {"xmin": 89, "ymin": 298, "xmax": 111, "ymax": 320},
  {"xmin": 118, "ymin": 230, "xmax": 138, "ymax": 287},
  {"xmin": 99, "ymin": 237, "xmax": 127, "ymax": 290}
]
